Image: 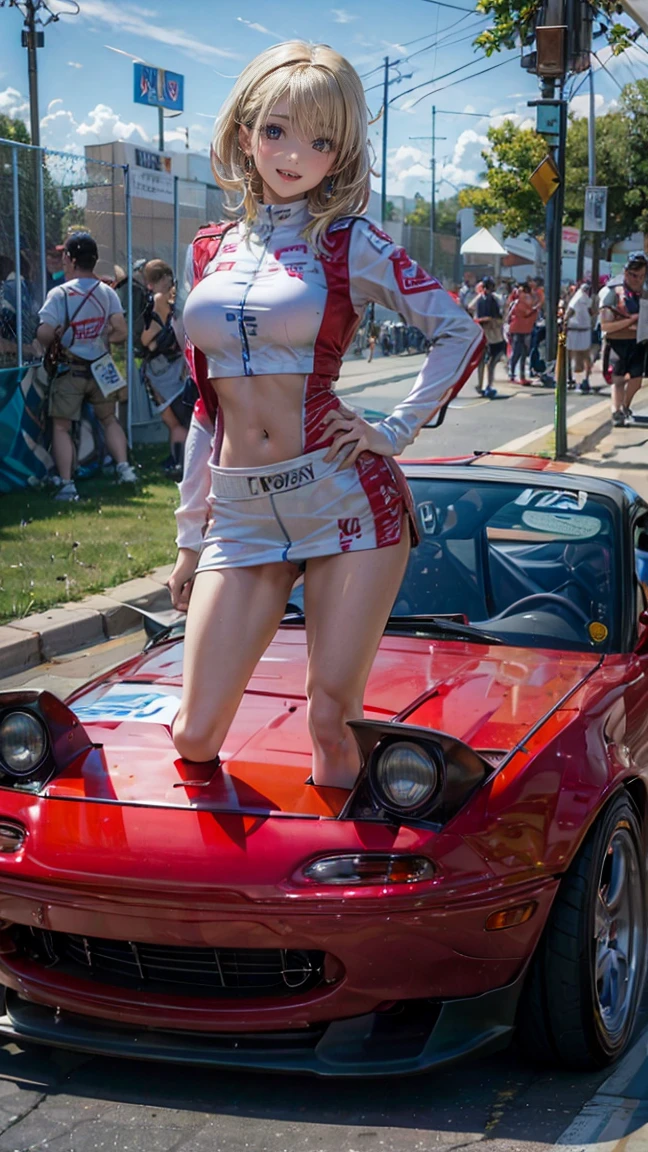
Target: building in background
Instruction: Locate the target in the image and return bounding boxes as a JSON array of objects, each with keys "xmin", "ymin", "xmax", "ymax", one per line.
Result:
[{"xmin": 83, "ymin": 142, "xmax": 224, "ymax": 277}]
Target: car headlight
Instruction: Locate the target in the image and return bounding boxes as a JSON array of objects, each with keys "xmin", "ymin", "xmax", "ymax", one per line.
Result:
[
  {"xmin": 370, "ymin": 739, "xmax": 444, "ymax": 818},
  {"xmin": 0, "ymin": 711, "xmax": 48, "ymax": 777}
]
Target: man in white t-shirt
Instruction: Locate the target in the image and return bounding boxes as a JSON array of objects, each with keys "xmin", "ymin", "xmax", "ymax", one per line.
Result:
[{"xmin": 37, "ymin": 232, "xmax": 137, "ymax": 502}]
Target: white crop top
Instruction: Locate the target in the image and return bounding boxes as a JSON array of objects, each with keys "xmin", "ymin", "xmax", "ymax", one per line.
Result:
[{"xmin": 176, "ymin": 199, "xmax": 484, "ymax": 550}]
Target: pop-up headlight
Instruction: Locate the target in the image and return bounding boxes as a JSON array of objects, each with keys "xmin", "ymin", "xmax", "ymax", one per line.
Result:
[{"xmin": 0, "ymin": 711, "xmax": 48, "ymax": 777}]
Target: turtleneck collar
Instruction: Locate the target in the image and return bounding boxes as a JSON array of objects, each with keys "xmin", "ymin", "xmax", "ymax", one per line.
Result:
[{"xmin": 251, "ymin": 198, "xmax": 311, "ymax": 231}]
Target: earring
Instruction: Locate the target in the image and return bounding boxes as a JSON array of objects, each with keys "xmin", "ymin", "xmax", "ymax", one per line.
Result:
[
  {"xmin": 325, "ymin": 176, "xmax": 335, "ymax": 200},
  {"xmin": 244, "ymin": 154, "xmax": 255, "ymax": 176}
]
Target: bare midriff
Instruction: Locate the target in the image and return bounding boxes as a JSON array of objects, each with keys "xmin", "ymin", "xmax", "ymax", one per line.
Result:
[{"xmin": 209, "ymin": 373, "xmax": 310, "ymax": 468}]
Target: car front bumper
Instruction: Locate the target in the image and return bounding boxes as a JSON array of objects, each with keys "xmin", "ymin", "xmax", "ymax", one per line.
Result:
[{"xmin": 0, "ymin": 971, "xmax": 526, "ymax": 1077}]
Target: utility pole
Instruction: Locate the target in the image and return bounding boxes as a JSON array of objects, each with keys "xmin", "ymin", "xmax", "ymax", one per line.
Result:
[
  {"xmin": 3, "ymin": 0, "xmax": 75, "ymax": 147},
  {"xmin": 23, "ymin": 0, "xmax": 41, "ymax": 147},
  {"xmin": 588, "ymin": 67, "xmax": 600, "ymax": 296},
  {"xmin": 381, "ymin": 56, "xmax": 389, "ymax": 227},
  {"xmin": 410, "ymin": 106, "xmax": 446, "ymax": 271},
  {"xmin": 525, "ymin": 0, "xmax": 592, "ymax": 457},
  {"xmin": 158, "ymin": 106, "xmax": 164, "ymax": 153}
]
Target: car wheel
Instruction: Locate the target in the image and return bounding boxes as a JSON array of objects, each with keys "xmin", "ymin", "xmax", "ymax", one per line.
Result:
[{"xmin": 518, "ymin": 792, "xmax": 647, "ymax": 1069}]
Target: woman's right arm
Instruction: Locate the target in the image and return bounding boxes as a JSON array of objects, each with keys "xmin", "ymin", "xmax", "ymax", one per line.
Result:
[{"xmin": 169, "ymin": 403, "xmax": 213, "ymax": 611}]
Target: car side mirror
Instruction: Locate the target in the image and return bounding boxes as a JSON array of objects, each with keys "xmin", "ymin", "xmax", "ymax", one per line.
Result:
[{"xmin": 636, "ymin": 608, "xmax": 648, "ymax": 655}]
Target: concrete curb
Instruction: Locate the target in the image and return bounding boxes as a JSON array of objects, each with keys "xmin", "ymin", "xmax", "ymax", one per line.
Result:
[
  {"xmin": 0, "ymin": 389, "xmax": 618, "ymax": 681},
  {"xmin": 0, "ymin": 565, "xmax": 174, "ymax": 678}
]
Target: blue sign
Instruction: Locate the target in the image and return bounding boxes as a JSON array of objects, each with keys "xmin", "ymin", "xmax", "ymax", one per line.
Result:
[{"xmin": 133, "ymin": 63, "xmax": 184, "ymax": 112}]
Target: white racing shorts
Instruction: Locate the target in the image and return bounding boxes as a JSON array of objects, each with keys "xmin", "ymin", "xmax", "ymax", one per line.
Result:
[{"xmin": 197, "ymin": 447, "xmax": 411, "ymax": 571}]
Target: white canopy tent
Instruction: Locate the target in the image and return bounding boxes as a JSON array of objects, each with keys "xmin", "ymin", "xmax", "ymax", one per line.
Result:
[{"xmin": 460, "ymin": 228, "xmax": 509, "ymax": 258}]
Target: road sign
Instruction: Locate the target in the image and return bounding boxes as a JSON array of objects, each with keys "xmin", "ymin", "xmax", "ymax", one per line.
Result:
[
  {"xmin": 561, "ymin": 227, "xmax": 580, "ymax": 259},
  {"xmin": 530, "ymin": 154, "xmax": 561, "ymax": 205},
  {"xmin": 532, "ymin": 100, "xmax": 562, "ymax": 147},
  {"xmin": 133, "ymin": 64, "xmax": 184, "ymax": 112},
  {"xmin": 584, "ymin": 186, "xmax": 608, "ymax": 233}
]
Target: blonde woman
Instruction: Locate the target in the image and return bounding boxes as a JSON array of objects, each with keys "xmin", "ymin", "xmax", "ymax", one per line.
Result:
[{"xmin": 169, "ymin": 41, "xmax": 484, "ymax": 789}]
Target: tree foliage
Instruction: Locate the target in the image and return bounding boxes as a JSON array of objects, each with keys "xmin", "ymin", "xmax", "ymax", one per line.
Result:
[
  {"xmin": 474, "ymin": 1, "xmax": 635, "ymax": 56},
  {"xmin": 459, "ymin": 81, "xmax": 648, "ymax": 241},
  {"xmin": 459, "ymin": 121, "xmax": 547, "ymax": 237},
  {"xmin": 405, "ymin": 193, "xmax": 461, "ymax": 233},
  {"xmin": 0, "ymin": 114, "xmax": 64, "ymax": 268}
]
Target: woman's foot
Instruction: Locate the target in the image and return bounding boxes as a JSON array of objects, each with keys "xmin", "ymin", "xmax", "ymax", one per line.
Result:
[{"xmin": 612, "ymin": 409, "xmax": 627, "ymax": 428}]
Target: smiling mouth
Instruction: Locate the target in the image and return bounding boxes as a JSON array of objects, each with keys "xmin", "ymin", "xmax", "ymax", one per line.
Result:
[{"xmin": 276, "ymin": 169, "xmax": 301, "ymax": 180}]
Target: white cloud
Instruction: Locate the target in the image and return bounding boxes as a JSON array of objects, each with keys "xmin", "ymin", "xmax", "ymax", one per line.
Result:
[
  {"xmin": 0, "ymin": 86, "xmax": 29, "ymax": 122},
  {"xmin": 332, "ymin": 8, "xmax": 357, "ymax": 22},
  {"xmin": 76, "ymin": 103, "xmax": 150, "ymax": 143},
  {"xmin": 387, "ymin": 144, "xmax": 431, "ymax": 196},
  {"xmin": 67, "ymin": 61, "xmax": 83, "ymax": 69},
  {"xmin": 51, "ymin": 0, "xmax": 240, "ymax": 63},
  {"xmin": 569, "ymin": 92, "xmax": 616, "ymax": 119},
  {"xmin": 236, "ymin": 16, "xmax": 278, "ymax": 37},
  {"xmin": 47, "ymin": 98, "xmax": 63, "ymax": 112}
]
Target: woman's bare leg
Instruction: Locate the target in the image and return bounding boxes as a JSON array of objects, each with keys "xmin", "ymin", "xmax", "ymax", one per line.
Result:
[
  {"xmin": 304, "ymin": 532, "xmax": 410, "ymax": 789},
  {"xmin": 173, "ymin": 562, "xmax": 298, "ymax": 762}
]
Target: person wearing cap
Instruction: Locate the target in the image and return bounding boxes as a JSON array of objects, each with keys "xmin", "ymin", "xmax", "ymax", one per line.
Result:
[
  {"xmin": 600, "ymin": 252, "xmax": 648, "ymax": 427},
  {"xmin": 469, "ymin": 277, "xmax": 502, "ymax": 398},
  {"xmin": 36, "ymin": 232, "xmax": 137, "ymax": 501}
]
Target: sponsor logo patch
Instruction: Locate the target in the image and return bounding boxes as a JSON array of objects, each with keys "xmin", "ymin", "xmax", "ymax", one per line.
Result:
[
  {"xmin": 338, "ymin": 516, "xmax": 362, "ymax": 551},
  {"xmin": 390, "ymin": 248, "xmax": 441, "ymax": 294},
  {"xmin": 248, "ymin": 463, "xmax": 315, "ymax": 496}
]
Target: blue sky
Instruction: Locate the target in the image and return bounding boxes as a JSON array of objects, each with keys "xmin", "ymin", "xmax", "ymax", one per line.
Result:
[{"xmin": 0, "ymin": 0, "xmax": 645, "ymax": 201}]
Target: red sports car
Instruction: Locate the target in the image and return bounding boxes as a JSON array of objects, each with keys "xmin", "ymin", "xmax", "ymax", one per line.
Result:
[{"xmin": 1, "ymin": 453, "xmax": 648, "ymax": 1076}]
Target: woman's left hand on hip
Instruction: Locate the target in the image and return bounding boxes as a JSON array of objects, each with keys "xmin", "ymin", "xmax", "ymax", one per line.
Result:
[{"xmin": 318, "ymin": 406, "xmax": 395, "ymax": 467}]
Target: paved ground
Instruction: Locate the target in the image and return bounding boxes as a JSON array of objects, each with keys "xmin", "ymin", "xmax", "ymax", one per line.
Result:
[{"xmin": 2, "ymin": 357, "xmax": 648, "ymax": 1150}]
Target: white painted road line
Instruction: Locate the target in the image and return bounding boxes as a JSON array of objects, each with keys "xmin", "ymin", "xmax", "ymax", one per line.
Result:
[
  {"xmin": 496, "ymin": 399, "xmax": 610, "ymax": 454},
  {"xmin": 555, "ymin": 1027, "xmax": 648, "ymax": 1151}
]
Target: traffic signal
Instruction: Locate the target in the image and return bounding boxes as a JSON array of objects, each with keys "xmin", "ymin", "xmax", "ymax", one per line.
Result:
[{"xmin": 520, "ymin": 0, "xmax": 593, "ymax": 77}]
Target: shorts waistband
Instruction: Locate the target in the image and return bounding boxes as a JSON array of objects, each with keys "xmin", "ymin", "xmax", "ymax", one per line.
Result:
[{"xmin": 209, "ymin": 448, "xmax": 333, "ymax": 500}]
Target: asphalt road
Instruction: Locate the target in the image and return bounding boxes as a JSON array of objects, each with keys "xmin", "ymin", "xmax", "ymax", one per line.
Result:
[
  {"xmin": 0, "ymin": 360, "xmax": 643, "ymax": 1152},
  {"xmin": 337, "ymin": 351, "xmax": 608, "ymax": 458}
]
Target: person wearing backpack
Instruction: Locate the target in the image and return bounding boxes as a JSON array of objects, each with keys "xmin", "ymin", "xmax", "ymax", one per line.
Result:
[
  {"xmin": 36, "ymin": 232, "xmax": 138, "ymax": 501},
  {"xmin": 140, "ymin": 259, "xmax": 190, "ymax": 476}
]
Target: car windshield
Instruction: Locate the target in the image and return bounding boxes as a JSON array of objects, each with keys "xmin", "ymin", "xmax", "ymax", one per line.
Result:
[
  {"xmin": 152, "ymin": 477, "xmax": 620, "ymax": 656},
  {"xmin": 388, "ymin": 476, "xmax": 618, "ymax": 653}
]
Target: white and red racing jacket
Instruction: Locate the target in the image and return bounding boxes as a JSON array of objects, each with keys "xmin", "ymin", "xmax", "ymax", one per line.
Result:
[{"xmin": 176, "ymin": 198, "xmax": 484, "ymax": 551}]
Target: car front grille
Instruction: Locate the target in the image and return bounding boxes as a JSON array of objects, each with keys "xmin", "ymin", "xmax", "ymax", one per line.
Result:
[{"xmin": 16, "ymin": 928, "xmax": 327, "ymax": 999}]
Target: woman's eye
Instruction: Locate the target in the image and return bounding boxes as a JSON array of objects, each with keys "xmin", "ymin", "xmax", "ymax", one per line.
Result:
[
  {"xmin": 312, "ymin": 138, "xmax": 335, "ymax": 153},
  {"xmin": 264, "ymin": 124, "xmax": 283, "ymax": 140}
]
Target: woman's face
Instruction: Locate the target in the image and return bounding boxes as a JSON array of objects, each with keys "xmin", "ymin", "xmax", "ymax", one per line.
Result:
[{"xmin": 240, "ymin": 97, "xmax": 339, "ymax": 205}]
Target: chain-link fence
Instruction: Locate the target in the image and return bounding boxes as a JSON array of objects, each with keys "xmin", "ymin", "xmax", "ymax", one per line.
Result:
[
  {"xmin": 402, "ymin": 225, "xmax": 460, "ymax": 288},
  {"xmin": 0, "ymin": 140, "xmax": 224, "ymax": 485}
]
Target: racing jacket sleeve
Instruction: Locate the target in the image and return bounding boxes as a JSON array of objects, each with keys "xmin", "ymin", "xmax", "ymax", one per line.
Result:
[
  {"xmin": 174, "ymin": 401, "xmax": 213, "ymax": 552},
  {"xmin": 348, "ymin": 218, "xmax": 485, "ymax": 454}
]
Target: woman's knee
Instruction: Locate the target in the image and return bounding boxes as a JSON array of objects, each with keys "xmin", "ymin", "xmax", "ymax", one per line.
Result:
[
  {"xmin": 307, "ymin": 684, "xmax": 352, "ymax": 749},
  {"xmin": 172, "ymin": 710, "xmax": 224, "ymax": 763}
]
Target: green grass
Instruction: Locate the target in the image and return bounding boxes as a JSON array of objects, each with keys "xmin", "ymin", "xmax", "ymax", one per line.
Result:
[{"xmin": 0, "ymin": 445, "xmax": 178, "ymax": 625}]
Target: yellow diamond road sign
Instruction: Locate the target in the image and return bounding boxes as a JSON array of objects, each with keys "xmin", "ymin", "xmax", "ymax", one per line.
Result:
[{"xmin": 530, "ymin": 154, "xmax": 561, "ymax": 205}]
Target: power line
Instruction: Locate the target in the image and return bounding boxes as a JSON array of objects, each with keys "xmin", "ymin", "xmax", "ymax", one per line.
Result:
[
  {"xmin": 419, "ymin": 0, "xmax": 476, "ymax": 10},
  {"xmin": 360, "ymin": 9, "xmax": 485, "ymax": 81},
  {"xmin": 406, "ymin": 55, "xmax": 516, "ymax": 108},
  {"xmin": 389, "ymin": 50, "xmax": 515, "ymax": 105}
]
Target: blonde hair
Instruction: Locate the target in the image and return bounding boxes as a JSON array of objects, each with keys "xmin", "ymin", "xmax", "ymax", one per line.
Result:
[{"xmin": 211, "ymin": 41, "xmax": 371, "ymax": 249}]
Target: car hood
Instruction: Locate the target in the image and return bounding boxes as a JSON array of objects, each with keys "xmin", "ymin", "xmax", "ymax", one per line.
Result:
[{"xmin": 57, "ymin": 630, "xmax": 600, "ymax": 816}]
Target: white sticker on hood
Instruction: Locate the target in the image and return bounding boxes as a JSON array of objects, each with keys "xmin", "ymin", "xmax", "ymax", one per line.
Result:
[{"xmin": 73, "ymin": 684, "xmax": 181, "ymax": 724}]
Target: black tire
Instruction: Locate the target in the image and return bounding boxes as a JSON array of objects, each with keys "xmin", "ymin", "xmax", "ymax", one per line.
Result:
[{"xmin": 517, "ymin": 792, "xmax": 647, "ymax": 1069}]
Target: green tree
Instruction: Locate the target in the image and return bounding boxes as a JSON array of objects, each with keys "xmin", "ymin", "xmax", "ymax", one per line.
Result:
[
  {"xmin": 0, "ymin": 113, "xmax": 63, "ymax": 267},
  {"xmin": 405, "ymin": 192, "xmax": 430, "ymax": 227},
  {"xmin": 405, "ymin": 193, "xmax": 461, "ymax": 233},
  {"xmin": 474, "ymin": 2, "xmax": 634, "ymax": 56},
  {"xmin": 459, "ymin": 120, "xmax": 547, "ymax": 237},
  {"xmin": 563, "ymin": 111, "xmax": 633, "ymax": 242},
  {"xmin": 0, "ymin": 114, "xmax": 30, "ymax": 144}
]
